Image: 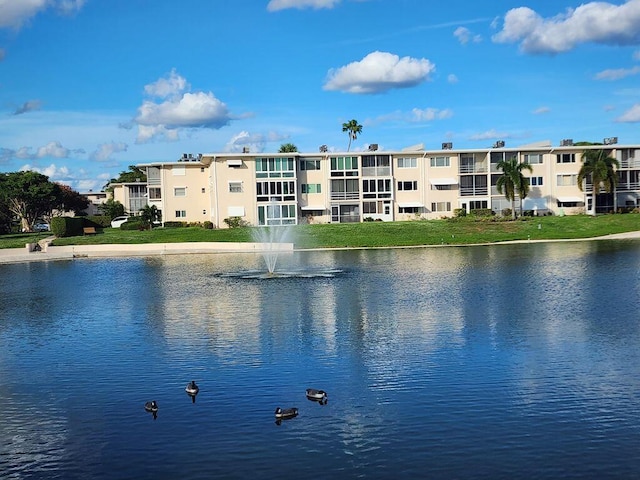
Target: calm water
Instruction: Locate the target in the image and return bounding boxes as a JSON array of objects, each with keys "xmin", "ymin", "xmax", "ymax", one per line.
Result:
[{"xmin": 1, "ymin": 240, "xmax": 640, "ymax": 479}]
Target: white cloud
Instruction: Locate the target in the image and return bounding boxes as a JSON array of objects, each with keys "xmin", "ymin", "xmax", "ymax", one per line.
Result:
[
  {"xmin": 492, "ymin": 1, "xmax": 640, "ymax": 54},
  {"xmin": 447, "ymin": 74, "xmax": 458, "ymax": 83},
  {"xmin": 224, "ymin": 131, "xmax": 267, "ymax": 153},
  {"xmin": 469, "ymin": 129, "xmax": 510, "ymax": 141},
  {"xmin": 616, "ymin": 103, "xmax": 640, "ymax": 122},
  {"xmin": 0, "ymin": 141, "xmax": 82, "ymax": 161},
  {"xmin": 533, "ymin": 106, "xmax": 551, "ymax": 114},
  {"xmin": 20, "ymin": 163, "xmax": 72, "ymax": 180},
  {"xmin": 90, "ymin": 141, "xmax": 128, "ymax": 162},
  {"xmin": 134, "ymin": 70, "xmax": 233, "ymax": 143},
  {"xmin": 594, "ymin": 65, "xmax": 640, "ymax": 80},
  {"xmin": 0, "ymin": 0, "xmax": 85, "ymax": 29},
  {"xmin": 13, "ymin": 99, "xmax": 42, "ymax": 115},
  {"xmin": 267, "ymin": 0, "xmax": 340, "ymax": 12},
  {"xmin": 453, "ymin": 26, "xmax": 482, "ymax": 45},
  {"xmin": 323, "ymin": 51, "xmax": 435, "ymax": 94},
  {"xmin": 411, "ymin": 108, "xmax": 453, "ymax": 122}
]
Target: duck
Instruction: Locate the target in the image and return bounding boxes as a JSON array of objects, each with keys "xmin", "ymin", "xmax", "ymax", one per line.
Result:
[
  {"xmin": 274, "ymin": 407, "xmax": 298, "ymax": 419},
  {"xmin": 306, "ymin": 388, "xmax": 328, "ymax": 404},
  {"xmin": 144, "ymin": 400, "xmax": 158, "ymax": 413},
  {"xmin": 185, "ymin": 380, "xmax": 199, "ymax": 396}
]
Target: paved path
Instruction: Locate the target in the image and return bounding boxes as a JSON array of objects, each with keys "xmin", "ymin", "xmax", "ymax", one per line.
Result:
[{"xmin": 0, "ymin": 231, "xmax": 639, "ymax": 265}]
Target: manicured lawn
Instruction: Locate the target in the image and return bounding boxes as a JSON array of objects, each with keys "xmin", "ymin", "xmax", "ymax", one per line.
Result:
[{"xmin": 1, "ymin": 214, "xmax": 638, "ymax": 250}]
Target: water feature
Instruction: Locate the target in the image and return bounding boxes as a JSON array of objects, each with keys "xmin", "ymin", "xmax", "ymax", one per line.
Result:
[
  {"xmin": 251, "ymin": 225, "xmax": 292, "ymax": 274},
  {"xmin": 1, "ymin": 240, "xmax": 640, "ymax": 479}
]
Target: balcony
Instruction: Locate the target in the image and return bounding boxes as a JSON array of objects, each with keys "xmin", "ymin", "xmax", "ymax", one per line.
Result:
[
  {"xmin": 460, "ymin": 186, "xmax": 488, "ymax": 196},
  {"xmin": 459, "ymin": 163, "xmax": 488, "ymax": 174},
  {"xmin": 330, "ymin": 192, "xmax": 360, "ymax": 201}
]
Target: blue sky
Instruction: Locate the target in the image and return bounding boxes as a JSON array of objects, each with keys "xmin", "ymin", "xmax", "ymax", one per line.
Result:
[{"xmin": 1, "ymin": 0, "xmax": 640, "ymax": 192}]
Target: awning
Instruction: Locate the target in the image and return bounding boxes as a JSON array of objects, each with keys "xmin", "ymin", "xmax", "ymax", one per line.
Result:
[
  {"xmin": 226, "ymin": 159, "xmax": 243, "ymax": 167},
  {"xmin": 398, "ymin": 202, "xmax": 424, "ymax": 208},
  {"xmin": 429, "ymin": 178, "xmax": 458, "ymax": 185},
  {"xmin": 557, "ymin": 196, "xmax": 584, "ymax": 203},
  {"xmin": 301, "ymin": 205, "xmax": 326, "ymax": 211}
]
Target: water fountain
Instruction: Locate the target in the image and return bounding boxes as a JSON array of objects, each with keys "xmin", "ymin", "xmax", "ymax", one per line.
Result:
[{"xmin": 217, "ymin": 224, "xmax": 342, "ymax": 280}]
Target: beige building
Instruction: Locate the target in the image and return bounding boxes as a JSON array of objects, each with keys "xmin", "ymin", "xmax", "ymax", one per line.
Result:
[{"xmin": 109, "ymin": 140, "xmax": 640, "ymax": 228}]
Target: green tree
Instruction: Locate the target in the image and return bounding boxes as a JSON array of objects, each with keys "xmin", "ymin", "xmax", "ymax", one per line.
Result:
[
  {"xmin": 278, "ymin": 143, "xmax": 298, "ymax": 153},
  {"xmin": 56, "ymin": 183, "xmax": 90, "ymax": 215},
  {"xmin": 0, "ymin": 171, "xmax": 60, "ymax": 231},
  {"xmin": 577, "ymin": 149, "xmax": 620, "ymax": 215},
  {"xmin": 104, "ymin": 165, "xmax": 147, "ymax": 191},
  {"xmin": 342, "ymin": 119, "xmax": 362, "ymax": 152},
  {"xmin": 99, "ymin": 198, "xmax": 125, "ymax": 219},
  {"xmin": 139, "ymin": 204, "xmax": 161, "ymax": 228},
  {"xmin": 496, "ymin": 156, "xmax": 533, "ymax": 219}
]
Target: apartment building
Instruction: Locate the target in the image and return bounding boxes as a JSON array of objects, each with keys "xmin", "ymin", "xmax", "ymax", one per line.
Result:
[{"xmin": 110, "ymin": 140, "xmax": 640, "ymax": 228}]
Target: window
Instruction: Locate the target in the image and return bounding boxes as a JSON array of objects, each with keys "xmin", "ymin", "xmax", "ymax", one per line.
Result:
[
  {"xmin": 229, "ymin": 182, "xmax": 242, "ymax": 193},
  {"xmin": 300, "ymin": 159, "xmax": 321, "ymax": 170},
  {"xmin": 399, "ymin": 206, "xmax": 420, "ymax": 214},
  {"xmin": 330, "ymin": 156, "xmax": 358, "ymax": 176},
  {"xmin": 557, "ymin": 153, "xmax": 576, "ymax": 163},
  {"xmin": 257, "ymin": 203, "xmax": 296, "ymax": 226},
  {"xmin": 201, "ymin": 187, "xmax": 206, "ymax": 193},
  {"xmin": 557, "ymin": 174, "xmax": 577, "ymax": 186},
  {"xmin": 469, "ymin": 200, "xmax": 488, "ymax": 210},
  {"xmin": 430, "ymin": 156, "xmax": 450, "ymax": 167},
  {"xmin": 398, "ymin": 181, "xmax": 417, "ymax": 191},
  {"xmin": 431, "ymin": 202, "xmax": 451, "ymax": 212},
  {"xmin": 363, "ymin": 201, "xmax": 381, "ymax": 214},
  {"xmin": 529, "ymin": 176, "xmax": 543, "ymax": 186},
  {"xmin": 175, "ymin": 210, "xmax": 186, "ymax": 218},
  {"xmin": 524, "ymin": 153, "xmax": 543, "ymax": 164},
  {"xmin": 301, "ymin": 184, "xmax": 321, "ymax": 194},
  {"xmin": 362, "ymin": 178, "xmax": 392, "ymax": 199},
  {"xmin": 256, "ymin": 181, "xmax": 296, "ymax": 202},
  {"xmin": 255, "ymin": 157, "xmax": 295, "ymax": 178},
  {"xmin": 330, "ymin": 178, "xmax": 359, "ymax": 200},
  {"xmin": 362, "ymin": 155, "xmax": 391, "ymax": 176},
  {"xmin": 172, "ymin": 166, "xmax": 186, "ymax": 176},
  {"xmin": 149, "ymin": 187, "xmax": 161, "ymax": 200},
  {"xmin": 398, "ymin": 157, "xmax": 417, "ymax": 168},
  {"xmin": 200, "ymin": 167, "xmax": 205, "ymax": 173},
  {"xmin": 174, "ymin": 187, "xmax": 186, "ymax": 197}
]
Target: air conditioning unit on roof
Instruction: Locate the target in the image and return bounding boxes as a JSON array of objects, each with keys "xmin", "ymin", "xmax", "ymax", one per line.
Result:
[
  {"xmin": 442, "ymin": 142, "xmax": 453, "ymax": 150},
  {"xmin": 560, "ymin": 139, "xmax": 573, "ymax": 146}
]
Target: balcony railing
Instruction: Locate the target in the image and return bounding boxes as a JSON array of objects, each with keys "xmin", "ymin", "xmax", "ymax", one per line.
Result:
[
  {"xmin": 617, "ymin": 182, "xmax": 640, "ymax": 191},
  {"xmin": 620, "ymin": 158, "xmax": 640, "ymax": 169},
  {"xmin": 460, "ymin": 186, "xmax": 488, "ymax": 196},
  {"xmin": 459, "ymin": 164, "xmax": 488, "ymax": 174},
  {"xmin": 330, "ymin": 192, "xmax": 360, "ymax": 201},
  {"xmin": 361, "ymin": 167, "xmax": 391, "ymax": 177}
]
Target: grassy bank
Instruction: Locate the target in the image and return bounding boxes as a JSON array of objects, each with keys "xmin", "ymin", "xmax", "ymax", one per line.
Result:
[{"xmin": 1, "ymin": 214, "xmax": 638, "ymax": 250}]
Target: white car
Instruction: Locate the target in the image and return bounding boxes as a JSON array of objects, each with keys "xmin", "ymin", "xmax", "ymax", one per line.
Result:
[{"xmin": 110, "ymin": 216, "xmax": 129, "ymax": 228}]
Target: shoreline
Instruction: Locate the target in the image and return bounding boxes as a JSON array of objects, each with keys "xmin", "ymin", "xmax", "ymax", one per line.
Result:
[{"xmin": 1, "ymin": 230, "xmax": 639, "ymax": 265}]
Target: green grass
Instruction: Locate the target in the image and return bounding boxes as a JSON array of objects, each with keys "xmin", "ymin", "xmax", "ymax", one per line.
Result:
[{"xmin": 1, "ymin": 214, "xmax": 638, "ymax": 250}]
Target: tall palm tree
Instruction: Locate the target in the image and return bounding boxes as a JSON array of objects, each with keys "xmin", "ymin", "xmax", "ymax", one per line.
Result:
[
  {"xmin": 342, "ymin": 119, "xmax": 362, "ymax": 152},
  {"xmin": 496, "ymin": 156, "xmax": 533, "ymax": 219},
  {"xmin": 577, "ymin": 149, "xmax": 620, "ymax": 215}
]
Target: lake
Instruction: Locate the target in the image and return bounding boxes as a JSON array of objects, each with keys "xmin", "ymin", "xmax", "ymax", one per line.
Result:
[{"xmin": 1, "ymin": 240, "xmax": 639, "ymax": 479}]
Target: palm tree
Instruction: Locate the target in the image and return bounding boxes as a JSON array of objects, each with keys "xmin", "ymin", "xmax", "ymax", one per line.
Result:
[
  {"xmin": 496, "ymin": 156, "xmax": 533, "ymax": 219},
  {"xmin": 577, "ymin": 149, "xmax": 620, "ymax": 215},
  {"xmin": 278, "ymin": 143, "xmax": 298, "ymax": 153},
  {"xmin": 342, "ymin": 119, "xmax": 362, "ymax": 152},
  {"xmin": 139, "ymin": 204, "xmax": 161, "ymax": 229}
]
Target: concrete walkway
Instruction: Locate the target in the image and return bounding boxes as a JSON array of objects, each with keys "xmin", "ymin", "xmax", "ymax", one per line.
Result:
[
  {"xmin": 0, "ymin": 241, "xmax": 294, "ymax": 265},
  {"xmin": 0, "ymin": 231, "xmax": 639, "ymax": 265}
]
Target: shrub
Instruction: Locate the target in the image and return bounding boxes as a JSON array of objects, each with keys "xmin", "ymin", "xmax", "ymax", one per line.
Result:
[
  {"xmin": 51, "ymin": 216, "xmax": 84, "ymax": 237},
  {"xmin": 86, "ymin": 215, "xmax": 111, "ymax": 228},
  {"xmin": 223, "ymin": 217, "xmax": 249, "ymax": 228},
  {"xmin": 163, "ymin": 221, "xmax": 187, "ymax": 228},
  {"xmin": 453, "ymin": 208, "xmax": 466, "ymax": 218},
  {"xmin": 203, "ymin": 221, "xmax": 214, "ymax": 229},
  {"xmin": 501, "ymin": 208, "xmax": 512, "ymax": 217},
  {"xmin": 121, "ymin": 219, "xmax": 145, "ymax": 230},
  {"xmin": 363, "ymin": 217, "xmax": 375, "ymax": 222},
  {"xmin": 470, "ymin": 208, "xmax": 493, "ymax": 217}
]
